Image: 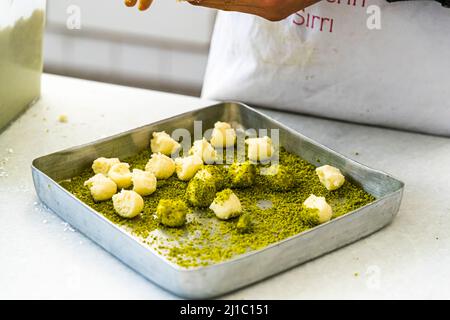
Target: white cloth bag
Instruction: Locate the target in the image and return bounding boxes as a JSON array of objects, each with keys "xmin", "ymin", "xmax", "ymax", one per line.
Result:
[{"xmin": 202, "ymin": 0, "xmax": 450, "ymax": 136}]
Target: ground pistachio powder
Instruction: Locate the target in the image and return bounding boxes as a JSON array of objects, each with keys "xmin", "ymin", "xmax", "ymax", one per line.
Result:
[{"xmin": 61, "ymin": 148, "xmax": 375, "ymax": 268}]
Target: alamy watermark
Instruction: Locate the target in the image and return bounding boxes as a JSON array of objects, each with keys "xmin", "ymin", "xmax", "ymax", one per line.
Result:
[
  {"xmin": 66, "ymin": 5, "xmax": 81, "ymax": 30},
  {"xmin": 169, "ymin": 121, "xmax": 280, "ymax": 171},
  {"xmin": 367, "ymin": 5, "xmax": 382, "ymax": 30}
]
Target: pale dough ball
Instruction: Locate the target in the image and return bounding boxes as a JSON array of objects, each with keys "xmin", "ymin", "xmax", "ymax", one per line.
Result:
[
  {"xmin": 131, "ymin": 169, "xmax": 157, "ymax": 196},
  {"xmin": 175, "ymin": 154, "xmax": 203, "ymax": 181},
  {"xmin": 84, "ymin": 173, "xmax": 117, "ymax": 202},
  {"xmin": 210, "ymin": 121, "xmax": 236, "ymax": 148},
  {"xmin": 316, "ymin": 165, "xmax": 346, "ymax": 191},
  {"xmin": 150, "ymin": 131, "xmax": 180, "ymax": 156},
  {"xmin": 189, "ymin": 138, "xmax": 217, "ymax": 164},
  {"xmin": 112, "ymin": 190, "xmax": 144, "ymax": 219},
  {"xmin": 145, "ymin": 153, "xmax": 176, "ymax": 180},
  {"xmin": 246, "ymin": 136, "xmax": 274, "ymax": 162},
  {"xmin": 108, "ymin": 162, "xmax": 132, "ymax": 189},
  {"xmin": 303, "ymin": 194, "xmax": 333, "ymax": 224},
  {"xmin": 92, "ymin": 157, "xmax": 120, "ymax": 175},
  {"xmin": 209, "ymin": 189, "xmax": 242, "ymax": 220}
]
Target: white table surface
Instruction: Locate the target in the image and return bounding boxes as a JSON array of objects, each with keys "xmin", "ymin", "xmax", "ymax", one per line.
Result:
[{"xmin": 1, "ymin": 74, "xmax": 449, "ymax": 300}]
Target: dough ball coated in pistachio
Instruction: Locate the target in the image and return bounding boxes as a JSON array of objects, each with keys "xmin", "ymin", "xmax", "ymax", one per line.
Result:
[
  {"xmin": 156, "ymin": 199, "xmax": 188, "ymax": 228},
  {"xmin": 236, "ymin": 213, "xmax": 253, "ymax": 234},
  {"xmin": 261, "ymin": 164, "xmax": 295, "ymax": 192},
  {"xmin": 185, "ymin": 170, "xmax": 217, "ymax": 208},
  {"xmin": 229, "ymin": 161, "xmax": 256, "ymax": 189},
  {"xmin": 201, "ymin": 165, "xmax": 227, "ymax": 190}
]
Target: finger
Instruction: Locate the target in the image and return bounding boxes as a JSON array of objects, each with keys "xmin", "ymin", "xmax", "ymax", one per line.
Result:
[
  {"xmin": 125, "ymin": 0, "xmax": 138, "ymax": 7},
  {"xmin": 189, "ymin": 0, "xmax": 318, "ymax": 20},
  {"xmin": 138, "ymin": 0, "xmax": 154, "ymax": 10},
  {"xmin": 189, "ymin": 0, "xmax": 263, "ymax": 15},
  {"xmin": 188, "ymin": 0, "xmax": 260, "ymax": 12}
]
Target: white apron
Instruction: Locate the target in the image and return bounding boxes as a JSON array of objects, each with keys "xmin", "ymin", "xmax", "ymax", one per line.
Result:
[{"xmin": 201, "ymin": 0, "xmax": 450, "ymax": 136}]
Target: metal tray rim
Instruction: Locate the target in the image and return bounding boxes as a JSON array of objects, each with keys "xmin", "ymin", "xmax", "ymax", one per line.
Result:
[{"xmin": 31, "ymin": 101, "xmax": 405, "ymax": 273}]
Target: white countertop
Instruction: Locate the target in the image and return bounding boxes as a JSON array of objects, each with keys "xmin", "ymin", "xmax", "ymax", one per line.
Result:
[{"xmin": 1, "ymin": 74, "xmax": 450, "ymax": 299}]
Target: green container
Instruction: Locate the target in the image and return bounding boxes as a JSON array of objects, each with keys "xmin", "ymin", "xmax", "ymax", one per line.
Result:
[{"xmin": 0, "ymin": 0, "xmax": 46, "ymax": 131}]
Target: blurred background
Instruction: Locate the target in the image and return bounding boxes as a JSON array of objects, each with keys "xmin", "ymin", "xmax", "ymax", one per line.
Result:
[{"xmin": 44, "ymin": 0, "xmax": 216, "ymax": 96}]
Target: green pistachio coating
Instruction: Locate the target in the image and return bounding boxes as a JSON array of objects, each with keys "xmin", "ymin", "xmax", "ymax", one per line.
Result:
[
  {"xmin": 229, "ymin": 161, "xmax": 256, "ymax": 188},
  {"xmin": 156, "ymin": 199, "xmax": 188, "ymax": 227}
]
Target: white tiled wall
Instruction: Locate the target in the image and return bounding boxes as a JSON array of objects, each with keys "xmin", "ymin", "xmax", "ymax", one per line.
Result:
[{"xmin": 44, "ymin": 0, "xmax": 216, "ymax": 95}]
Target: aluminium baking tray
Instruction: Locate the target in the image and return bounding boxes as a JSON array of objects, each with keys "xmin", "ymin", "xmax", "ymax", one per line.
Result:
[{"xmin": 31, "ymin": 102, "xmax": 404, "ymax": 298}]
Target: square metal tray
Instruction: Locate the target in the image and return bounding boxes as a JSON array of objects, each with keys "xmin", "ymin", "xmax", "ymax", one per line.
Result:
[{"xmin": 31, "ymin": 102, "xmax": 404, "ymax": 298}]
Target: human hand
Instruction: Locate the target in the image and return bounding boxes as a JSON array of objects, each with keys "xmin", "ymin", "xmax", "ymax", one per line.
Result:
[
  {"xmin": 123, "ymin": 0, "xmax": 320, "ymax": 21},
  {"xmin": 124, "ymin": 0, "xmax": 154, "ymax": 11},
  {"xmin": 188, "ymin": 0, "xmax": 321, "ymax": 21}
]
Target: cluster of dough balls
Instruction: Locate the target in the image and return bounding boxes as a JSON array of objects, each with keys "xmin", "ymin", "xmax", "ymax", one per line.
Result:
[
  {"xmin": 146, "ymin": 125, "xmax": 275, "ymax": 224},
  {"xmin": 300, "ymin": 165, "xmax": 345, "ymax": 225},
  {"xmin": 85, "ymin": 157, "xmax": 157, "ymax": 219},
  {"xmin": 84, "ymin": 125, "xmax": 348, "ymax": 229}
]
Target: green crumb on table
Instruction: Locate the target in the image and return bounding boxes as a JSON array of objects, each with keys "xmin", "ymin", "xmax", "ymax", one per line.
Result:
[
  {"xmin": 156, "ymin": 199, "xmax": 188, "ymax": 227},
  {"xmin": 60, "ymin": 148, "xmax": 375, "ymax": 268},
  {"xmin": 58, "ymin": 114, "xmax": 68, "ymax": 123},
  {"xmin": 229, "ymin": 161, "xmax": 256, "ymax": 188}
]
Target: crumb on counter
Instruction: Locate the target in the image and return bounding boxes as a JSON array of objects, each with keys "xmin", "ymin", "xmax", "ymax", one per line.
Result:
[{"xmin": 58, "ymin": 114, "xmax": 68, "ymax": 123}]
